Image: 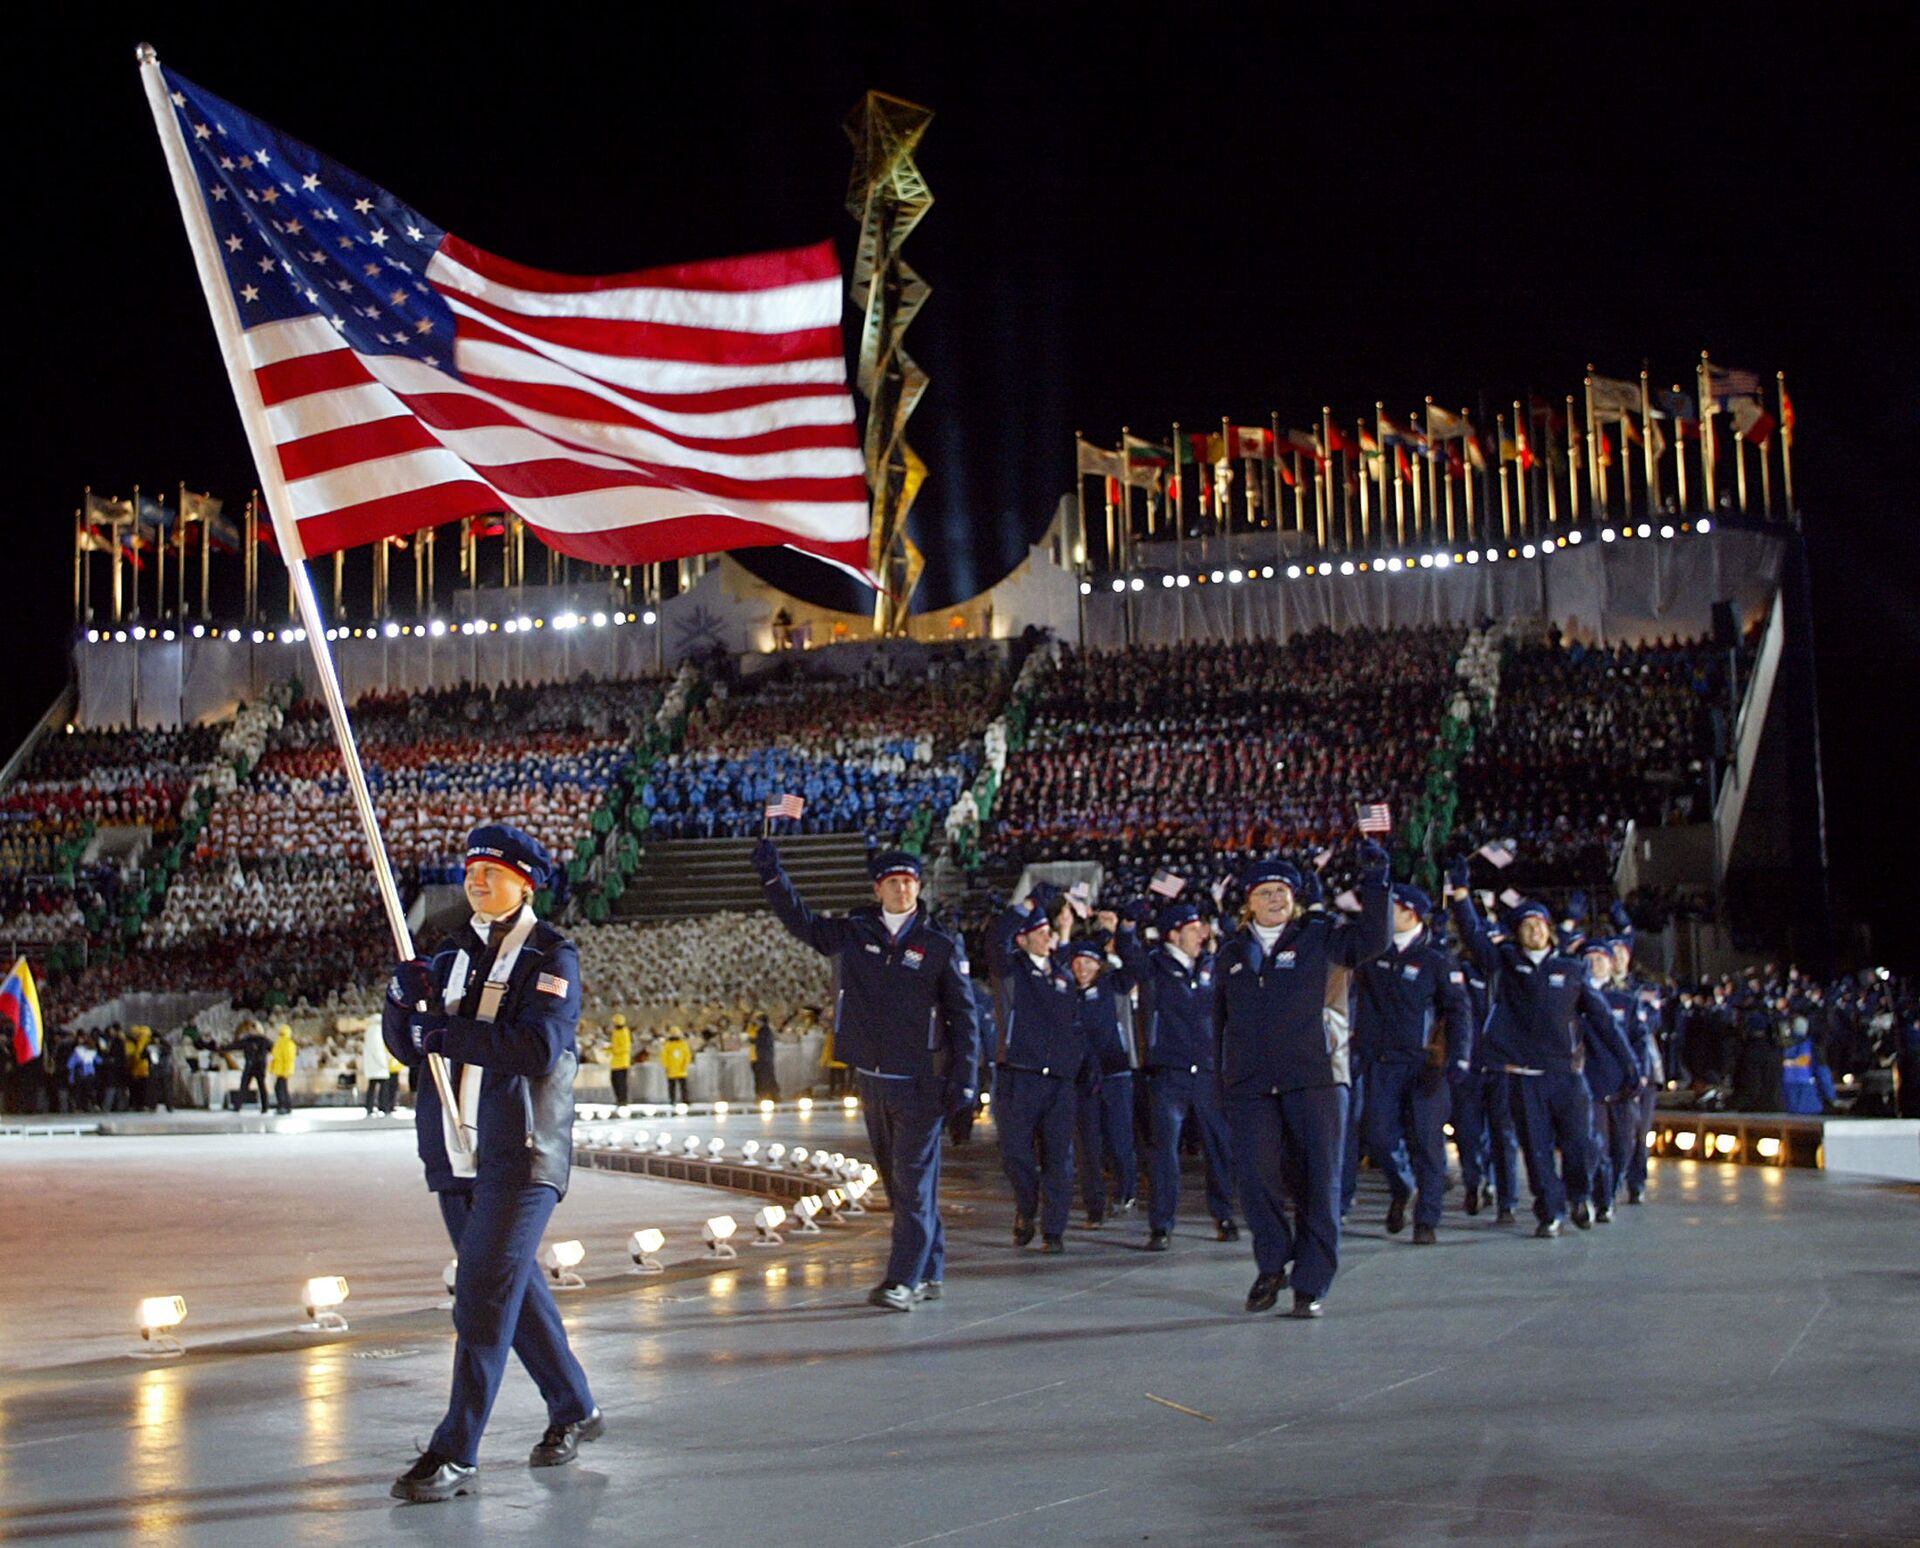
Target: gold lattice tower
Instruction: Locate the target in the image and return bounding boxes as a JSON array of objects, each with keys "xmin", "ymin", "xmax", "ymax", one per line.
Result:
[{"xmin": 845, "ymin": 92, "xmax": 933, "ymax": 635}]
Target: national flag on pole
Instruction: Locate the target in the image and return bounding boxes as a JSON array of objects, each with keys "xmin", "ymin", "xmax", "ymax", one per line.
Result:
[
  {"xmin": 1780, "ymin": 384, "xmax": 1795, "ymax": 447},
  {"xmin": 2, "ymin": 956, "xmax": 43, "ymax": 1063},
  {"xmin": 763, "ymin": 793, "xmax": 805, "ymax": 822},
  {"xmin": 1356, "ymin": 802, "xmax": 1392, "ymax": 834},
  {"xmin": 1587, "ymin": 375, "xmax": 1642, "ymax": 422},
  {"xmin": 1077, "ymin": 436, "xmax": 1125, "ymax": 480},
  {"xmin": 1149, "ymin": 869, "xmax": 1186, "ymax": 898},
  {"xmin": 1425, "ymin": 404, "xmax": 1465, "ymax": 440},
  {"xmin": 1285, "ymin": 429, "xmax": 1325, "ymax": 465},
  {"xmin": 1476, "ymin": 841, "xmax": 1515, "ymax": 869},
  {"xmin": 1229, "ymin": 424, "xmax": 1273, "ymax": 460},
  {"xmin": 1122, "ymin": 434, "xmax": 1168, "ymax": 490},
  {"xmin": 1358, "ymin": 426, "xmax": 1381, "ymax": 457},
  {"xmin": 1704, "ymin": 364, "xmax": 1764, "ymax": 408},
  {"xmin": 1324, "ymin": 422, "xmax": 1357, "ymax": 456},
  {"xmin": 152, "ymin": 68, "xmax": 871, "ymax": 579},
  {"xmin": 1732, "ymin": 398, "xmax": 1777, "ymax": 444}
]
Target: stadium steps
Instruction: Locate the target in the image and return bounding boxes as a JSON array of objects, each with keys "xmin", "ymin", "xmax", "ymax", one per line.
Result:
[{"xmin": 610, "ymin": 833, "xmax": 879, "ymax": 922}]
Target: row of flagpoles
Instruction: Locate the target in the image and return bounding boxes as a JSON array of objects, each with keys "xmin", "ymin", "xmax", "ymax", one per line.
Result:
[
  {"xmin": 73, "ymin": 491, "xmax": 701, "ymax": 629},
  {"xmin": 1073, "ymin": 355, "xmax": 1796, "ymax": 573}
]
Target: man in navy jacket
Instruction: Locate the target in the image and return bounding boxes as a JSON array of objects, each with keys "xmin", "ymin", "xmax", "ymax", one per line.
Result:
[
  {"xmin": 990, "ymin": 898, "xmax": 1087, "ymax": 1252},
  {"xmin": 1120, "ymin": 899, "xmax": 1238, "ymax": 1251},
  {"xmin": 1216, "ymin": 845, "xmax": 1392, "ymax": 1318},
  {"xmin": 756, "ymin": 841, "xmax": 979, "ymax": 1308},
  {"xmin": 1353, "ymin": 884, "xmax": 1474, "ymax": 1244},
  {"xmin": 383, "ymin": 824, "xmax": 599, "ymax": 1503},
  {"xmin": 1064, "ymin": 923, "xmax": 1139, "ymax": 1226},
  {"xmin": 1446, "ymin": 858, "xmax": 1640, "ymax": 1237}
]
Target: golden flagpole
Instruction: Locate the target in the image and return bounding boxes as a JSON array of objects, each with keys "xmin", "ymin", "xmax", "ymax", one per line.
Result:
[
  {"xmin": 1583, "ymin": 370, "xmax": 1603, "ymax": 520},
  {"xmin": 1778, "ymin": 371, "xmax": 1795, "ymax": 520},
  {"xmin": 1696, "ymin": 352, "xmax": 1718, "ymax": 513}
]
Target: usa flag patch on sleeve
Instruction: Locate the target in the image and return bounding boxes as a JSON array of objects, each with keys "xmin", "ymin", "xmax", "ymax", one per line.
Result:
[{"xmin": 536, "ymin": 973, "xmax": 570, "ymax": 997}]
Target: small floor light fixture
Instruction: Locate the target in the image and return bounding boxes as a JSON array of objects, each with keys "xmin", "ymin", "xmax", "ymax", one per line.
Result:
[
  {"xmin": 541, "ymin": 1239, "xmax": 587, "ymax": 1290},
  {"xmin": 135, "ymin": 1295, "xmax": 187, "ymax": 1359},
  {"xmin": 797, "ymin": 1096, "xmax": 814, "ymax": 1114},
  {"xmin": 629, "ymin": 1228, "xmax": 666, "ymax": 1275},
  {"xmin": 791, "ymin": 1195, "xmax": 824, "ymax": 1234},
  {"xmin": 653, "ymin": 1130, "xmax": 677, "ymax": 1155},
  {"xmin": 766, "ymin": 1143, "xmax": 788, "ymax": 1168},
  {"xmin": 682, "ymin": 1134, "xmax": 706, "ymax": 1157},
  {"xmin": 703, "ymin": 1215, "xmax": 739, "ymax": 1259},
  {"xmin": 752, "ymin": 1205, "xmax": 787, "ymax": 1246},
  {"xmin": 301, "ymin": 1276, "xmax": 351, "ymax": 1333},
  {"xmin": 789, "ymin": 1146, "xmax": 811, "ymax": 1172},
  {"xmin": 706, "ymin": 1137, "xmax": 727, "ymax": 1160},
  {"xmin": 630, "ymin": 1127, "xmax": 653, "ymax": 1150},
  {"xmin": 740, "ymin": 1140, "xmax": 761, "ymax": 1164},
  {"xmin": 759, "ymin": 1098, "xmax": 776, "ymax": 1115}
]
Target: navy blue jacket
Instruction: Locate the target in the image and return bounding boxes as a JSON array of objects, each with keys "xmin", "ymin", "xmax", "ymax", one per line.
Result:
[
  {"xmin": 992, "ymin": 911, "xmax": 1085, "ymax": 1076},
  {"xmin": 762, "ymin": 863, "xmax": 978, "ymax": 1083},
  {"xmin": 1120, "ymin": 934, "xmax": 1221, "ymax": 1074},
  {"xmin": 1450, "ymin": 897, "xmax": 1637, "ymax": 1082},
  {"xmin": 1353, "ymin": 928, "xmax": 1476, "ymax": 1066},
  {"xmin": 1069, "ymin": 954, "xmax": 1139, "ymax": 1077},
  {"xmin": 1214, "ymin": 884, "xmax": 1392, "ymax": 1096},
  {"xmin": 382, "ymin": 912, "xmax": 582, "ymax": 1196},
  {"xmin": 1585, "ymin": 985, "xmax": 1649, "ymax": 1097}
]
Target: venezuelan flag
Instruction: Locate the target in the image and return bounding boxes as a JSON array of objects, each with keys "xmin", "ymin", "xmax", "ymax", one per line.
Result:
[{"xmin": 3, "ymin": 956, "xmax": 43, "ymax": 1063}]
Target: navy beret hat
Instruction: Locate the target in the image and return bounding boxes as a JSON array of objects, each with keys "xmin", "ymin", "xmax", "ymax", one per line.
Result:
[
  {"xmin": 869, "ymin": 849, "xmax": 923, "ymax": 883},
  {"xmin": 1239, "ymin": 858, "xmax": 1303, "ymax": 893},
  {"xmin": 465, "ymin": 824, "xmax": 554, "ymax": 889}
]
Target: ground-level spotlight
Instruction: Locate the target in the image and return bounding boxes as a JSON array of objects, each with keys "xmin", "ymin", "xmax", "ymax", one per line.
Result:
[
  {"xmin": 301, "ymin": 1276, "xmax": 351, "ymax": 1333},
  {"xmin": 706, "ymin": 1137, "xmax": 727, "ymax": 1160},
  {"xmin": 797, "ymin": 1096, "xmax": 814, "ymax": 1114},
  {"xmin": 135, "ymin": 1295, "xmax": 187, "ymax": 1358},
  {"xmin": 629, "ymin": 1228, "xmax": 666, "ymax": 1275},
  {"xmin": 766, "ymin": 1143, "xmax": 788, "ymax": 1168},
  {"xmin": 1756, "ymin": 1136, "xmax": 1783, "ymax": 1161},
  {"xmin": 703, "ymin": 1216, "xmax": 739, "ymax": 1259},
  {"xmin": 442, "ymin": 1258, "xmax": 459, "ymax": 1296},
  {"xmin": 789, "ymin": 1147, "xmax": 811, "ymax": 1172},
  {"xmin": 629, "ymin": 1127, "xmax": 653, "ymax": 1150},
  {"xmin": 713, "ymin": 1099, "xmax": 729, "ymax": 1117},
  {"xmin": 740, "ymin": 1140, "xmax": 761, "ymax": 1164},
  {"xmin": 842, "ymin": 1177, "xmax": 872, "ymax": 1216},
  {"xmin": 791, "ymin": 1195, "xmax": 824, "ymax": 1233},
  {"xmin": 842, "ymin": 1094, "xmax": 858, "ymax": 1113},
  {"xmin": 1673, "ymin": 1130, "xmax": 1697, "ymax": 1152},
  {"xmin": 674, "ymin": 1101, "xmax": 690, "ymax": 1116},
  {"xmin": 682, "ymin": 1134, "xmax": 706, "ymax": 1157},
  {"xmin": 752, "ymin": 1205, "xmax": 787, "ymax": 1246},
  {"xmin": 652, "ymin": 1130, "xmax": 676, "ymax": 1155},
  {"xmin": 821, "ymin": 1187, "xmax": 848, "ymax": 1222},
  {"xmin": 541, "ymin": 1240, "xmax": 587, "ymax": 1290},
  {"xmin": 759, "ymin": 1098, "xmax": 776, "ymax": 1115}
]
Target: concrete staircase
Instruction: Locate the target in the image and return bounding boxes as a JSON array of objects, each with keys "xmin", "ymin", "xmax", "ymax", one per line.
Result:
[{"xmin": 610, "ymin": 833, "xmax": 879, "ymax": 923}]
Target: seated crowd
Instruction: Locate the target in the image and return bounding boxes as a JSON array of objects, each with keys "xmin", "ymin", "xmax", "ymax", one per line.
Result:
[
  {"xmin": 1449, "ymin": 631, "xmax": 1734, "ymax": 889},
  {"xmin": 984, "ymin": 627, "xmax": 1463, "ymax": 890},
  {"xmin": 641, "ymin": 660, "xmax": 1003, "ymax": 838}
]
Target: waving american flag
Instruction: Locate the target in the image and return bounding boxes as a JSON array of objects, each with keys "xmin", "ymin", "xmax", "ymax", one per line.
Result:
[{"xmin": 152, "ymin": 66, "xmax": 872, "ymax": 580}]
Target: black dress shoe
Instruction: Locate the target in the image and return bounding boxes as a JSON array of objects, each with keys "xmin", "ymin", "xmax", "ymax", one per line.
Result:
[
  {"xmin": 1145, "ymin": 1229, "xmax": 1171, "ymax": 1252},
  {"xmin": 1496, "ymin": 1207, "xmax": 1516, "ymax": 1225},
  {"xmin": 1570, "ymin": 1201, "xmax": 1593, "ymax": 1230},
  {"xmin": 1012, "ymin": 1215, "xmax": 1036, "ymax": 1247},
  {"xmin": 1385, "ymin": 1195, "xmax": 1408, "ymax": 1234},
  {"xmin": 1411, "ymin": 1223, "xmax": 1437, "ymax": 1245},
  {"xmin": 1215, "ymin": 1219, "xmax": 1241, "ymax": 1242},
  {"xmin": 1085, "ymin": 1210, "xmax": 1105, "ymax": 1230},
  {"xmin": 1245, "ymin": 1272, "xmax": 1287, "ymax": 1312},
  {"xmin": 392, "ymin": 1450, "xmax": 480, "ymax": 1502},
  {"xmin": 1041, "ymin": 1235, "xmax": 1065, "ymax": 1254},
  {"xmin": 1463, "ymin": 1184, "xmax": 1483, "ymax": 1217},
  {"xmin": 1595, "ymin": 1203, "xmax": 1614, "ymax": 1223},
  {"xmin": 1289, "ymin": 1291, "xmax": 1323, "ymax": 1319},
  {"xmin": 530, "ymin": 1408, "xmax": 605, "ymax": 1468},
  {"xmin": 1534, "ymin": 1218, "xmax": 1563, "ymax": 1239},
  {"xmin": 1626, "ymin": 1190, "xmax": 1644, "ymax": 1205}
]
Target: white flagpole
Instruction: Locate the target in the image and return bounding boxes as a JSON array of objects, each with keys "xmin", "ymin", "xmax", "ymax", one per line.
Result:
[{"xmin": 136, "ymin": 44, "xmax": 467, "ymax": 1151}]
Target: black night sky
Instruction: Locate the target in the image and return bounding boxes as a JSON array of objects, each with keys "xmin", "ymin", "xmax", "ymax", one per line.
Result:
[{"xmin": 18, "ymin": 6, "xmax": 1917, "ymax": 963}]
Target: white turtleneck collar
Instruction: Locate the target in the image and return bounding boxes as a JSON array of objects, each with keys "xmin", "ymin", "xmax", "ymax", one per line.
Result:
[
  {"xmin": 471, "ymin": 901, "xmax": 527, "ymax": 945},
  {"xmin": 1165, "ymin": 942, "xmax": 1194, "ymax": 969},
  {"xmin": 881, "ymin": 906, "xmax": 915, "ymax": 937},
  {"xmin": 1392, "ymin": 925, "xmax": 1422, "ymax": 952},
  {"xmin": 1524, "ymin": 946, "xmax": 1552, "ymax": 965},
  {"xmin": 1251, "ymin": 921, "xmax": 1285, "ymax": 952}
]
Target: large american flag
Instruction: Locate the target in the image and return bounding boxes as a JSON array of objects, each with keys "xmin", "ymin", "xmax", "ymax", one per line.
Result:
[
  {"xmin": 764, "ymin": 793, "xmax": 806, "ymax": 822},
  {"xmin": 159, "ymin": 69, "xmax": 872, "ymax": 578},
  {"xmin": 1356, "ymin": 802, "xmax": 1393, "ymax": 835}
]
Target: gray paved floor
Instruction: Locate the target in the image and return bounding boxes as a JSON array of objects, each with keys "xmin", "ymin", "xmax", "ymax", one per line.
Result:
[{"xmin": 1, "ymin": 1121, "xmax": 1915, "ymax": 1546}]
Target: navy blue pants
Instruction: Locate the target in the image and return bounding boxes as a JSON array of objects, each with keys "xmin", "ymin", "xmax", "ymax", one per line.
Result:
[
  {"xmin": 1075, "ymin": 1070, "xmax": 1138, "ymax": 1215},
  {"xmin": 1625, "ymin": 1083, "xmax": 1657, "ymax": 1196},
  {"xmin": 859, "ymin": 1070, "xmax": 948, "ymax": 1287},
  {"xmin": 1451, "ymin": 1067, "xmax": 1519, "ymax": 1211},
  {"xmin": 1363, "ymin": 1061, "xmax": 1452, "ymax": 1228},
  {"xmin": 1509, "ymin": 1071, "xmax": 1593, "ymax": 1225},
  {"xmin": 1341, "ymin": 1065, "xmax": 1409, "ymax": 1216},
  {"xmin": 1230, "ymin": 1085, "xmax": 1349, "ymax": 1299},
  {"xmin": 1143, "ymin": 1066, "xmax": 1234, "ymax": 1234},
  {"xmin": 1587, "ymin": 1091, "xmax": 1638, "ymax": 1208},
  {"xmin": 432, "ymin": 1184, "xmax": 595, "ymax": 1466},
  {"xmin": 995, "ymin": 1066, "xmax": 1076, "ymax": 1238}
]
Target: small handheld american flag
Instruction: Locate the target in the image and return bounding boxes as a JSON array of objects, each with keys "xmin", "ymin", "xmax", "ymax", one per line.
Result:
[
  {"xmin": 1149, "ymin": 869, "xmax": 1186, "ymax": 898},
  {"xmin": 764, "ymin": 794, "xmax": 805, "ymax": 822},
  {"xmin": 1476, "ymin": 841, "xmax": 1516, "ymax": 870},
  {"xmin": 1356, "ymin": 802, "xmax": 1393, "ymax": 835}
]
